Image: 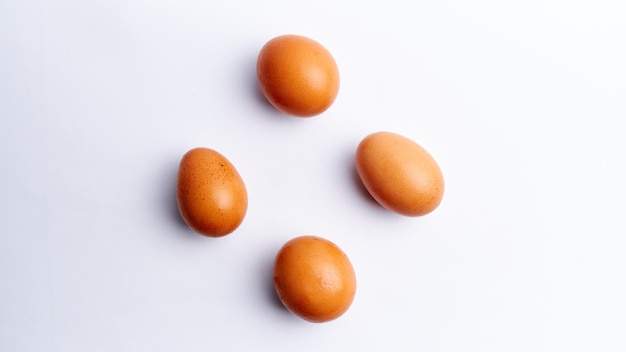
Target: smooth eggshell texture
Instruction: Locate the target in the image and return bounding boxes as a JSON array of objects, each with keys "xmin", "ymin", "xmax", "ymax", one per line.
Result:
[
  {"xmin": 355, "ymin": 131, "xmax": 444, "ymax": 216},
  {"xmin": 176, "ymin": 147, "xmax": 248, "ymax": 237},
  {"xmin": 273, "ymin": 236, "xmax": 356, "ymax": 323},
  {"xmin": 256, "ymin": 34, "xmax": 340, "ymax": 117}
]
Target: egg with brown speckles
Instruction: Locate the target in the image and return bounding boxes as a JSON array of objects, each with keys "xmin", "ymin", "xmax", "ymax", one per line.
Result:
[
  {"xmin": 176, "ymin": 147, "xmax": 248, "ymax": 237},
  {"xmin": 355, "ymin": 131, "xmax": 444, "ymax": 216}
]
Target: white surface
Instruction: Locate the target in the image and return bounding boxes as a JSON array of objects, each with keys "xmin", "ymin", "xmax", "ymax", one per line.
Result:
[{"xmin": 1, "ymin": 1, "xmax": 625, "ymax": 351}]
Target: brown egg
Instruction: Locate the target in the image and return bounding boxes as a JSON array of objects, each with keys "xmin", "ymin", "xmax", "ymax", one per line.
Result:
[
  {"xmin": 256, "ymin": 34, "xmax": 340, "ymax": 117},
  {"xmin": 176, "ymin": 147, "xmax": 248, "ymax": 237},
  {"xmin": 273, "ymin": 236, "xmax": 356, "ymax": 323},
  {"xmin": 355, "ymin": 131, "xmax": 444, "ymax": 216}
]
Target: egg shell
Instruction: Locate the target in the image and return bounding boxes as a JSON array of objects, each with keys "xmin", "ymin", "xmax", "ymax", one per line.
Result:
[
  {"xmin": 355, "ymin": 131, "xmax": 444, "ymax": 216},
  {"xmin": 256, "ymin": 34, "xmax": 340, "ymax": 117},
  {"xmin": 176, "ymin": 147, "xmax": 248, "ymax": 237},
  {"xmin": 273, "ymin": 236, "xmax": 356, "ymax": 323}
]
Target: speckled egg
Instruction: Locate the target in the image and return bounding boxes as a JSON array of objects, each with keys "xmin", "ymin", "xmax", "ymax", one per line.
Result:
[{"xmin": 176, "ymin": 147, "xmax": 248, "ymax": 237}]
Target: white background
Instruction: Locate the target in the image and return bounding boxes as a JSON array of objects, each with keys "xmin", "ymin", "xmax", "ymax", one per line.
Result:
[{"xmin": 1, "ymin": 0, "xmax": 625, "ymax": 351}]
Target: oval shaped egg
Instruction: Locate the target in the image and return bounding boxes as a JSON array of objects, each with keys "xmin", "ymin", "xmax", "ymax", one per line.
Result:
[
  {"xmin": 273, "ymin": 235, "xmax": 356, "ymax": 323},
  {"xmin": 176, "ymin": 147, "xmax": 248, "ymax": 237},
  {"xmin": 355, "ymin": 131, "xmax": 444, "ymax": 216},
  {"xmin": 257, "ymin": 34, "xmax": 340, "ymax": 117}
]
